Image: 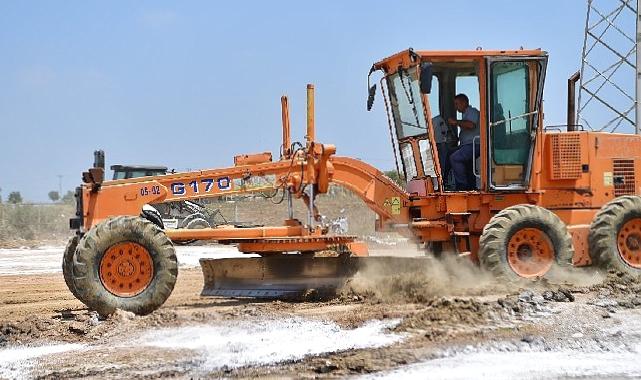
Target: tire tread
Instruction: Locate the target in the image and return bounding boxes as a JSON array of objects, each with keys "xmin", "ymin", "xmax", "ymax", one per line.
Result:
[{"xmin": 589, "ymin": 195, "xmax": 641, "ymax": 276}]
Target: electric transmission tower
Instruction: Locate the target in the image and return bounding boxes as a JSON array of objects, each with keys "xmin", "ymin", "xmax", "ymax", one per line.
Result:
[{"xmin": 577, "ymin": 0, "xmax": 640, "ymax": 134}]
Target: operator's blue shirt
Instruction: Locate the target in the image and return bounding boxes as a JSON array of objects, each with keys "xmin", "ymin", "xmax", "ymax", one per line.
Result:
[{"xmin": 459, "ymin": 106, "xmax": 480, "ymax": 146}]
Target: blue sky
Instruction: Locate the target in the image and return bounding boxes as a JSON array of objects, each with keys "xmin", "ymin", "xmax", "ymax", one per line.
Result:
[{"xmin": 0, "ymin": 1, "xmax": 587, "ymax": 201}]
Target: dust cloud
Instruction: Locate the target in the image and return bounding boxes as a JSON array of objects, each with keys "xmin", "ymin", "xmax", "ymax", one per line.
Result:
[
  {"xmin": 343, "ymin": 245, "xmax": 607, "ymax": 303},
  {"xmin": 546, "ymin": 265, "xmax": 606, "ymax": 288},
  {"xmin": 343, "ymin": 247, "xmax": 503, "ymax": 303}
]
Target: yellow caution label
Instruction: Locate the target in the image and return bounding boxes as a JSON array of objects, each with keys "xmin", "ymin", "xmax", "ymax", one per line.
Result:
[
  {"xmin": 388, "ymin": 197, "xmax": 401, "ymax": 215},
  {"xmin": 604, "ymin": 172, "xmax": 613, "ymax": 186}
]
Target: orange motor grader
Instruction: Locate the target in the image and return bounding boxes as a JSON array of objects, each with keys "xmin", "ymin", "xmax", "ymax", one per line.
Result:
[{"xmin": 65, "ymin": 48, "xmax": 641, "ymax": 316}]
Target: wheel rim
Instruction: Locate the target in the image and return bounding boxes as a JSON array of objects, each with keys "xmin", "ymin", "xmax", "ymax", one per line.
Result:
[
  {"xmin": 507, "ymin": 228, "xmax": 554, "ymax": 278},
  {"xmin": 617, "ymin": 218, "xmax": 641, "ymax": 269},
  {"xmin": 100, "ymin": 242, "xmax": 153, "ymax": 297}
]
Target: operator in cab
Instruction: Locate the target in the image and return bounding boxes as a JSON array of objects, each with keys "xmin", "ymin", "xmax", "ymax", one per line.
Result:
[
  {"xmin": 432, "ymin": 115, "xmax": 458, "ymax": 184},
  {"xmin": 447, "ymin": 94, "xmax": 480, "ymax": 191}
]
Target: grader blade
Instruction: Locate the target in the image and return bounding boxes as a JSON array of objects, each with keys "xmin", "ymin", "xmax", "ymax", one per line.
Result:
[
  {"xmin": 200, "ymin": 256, "xmax": 361, "ymax": 298},
  {"xmin": 199, "ymin": 256, "xmax": 433, "ymax": 299}
]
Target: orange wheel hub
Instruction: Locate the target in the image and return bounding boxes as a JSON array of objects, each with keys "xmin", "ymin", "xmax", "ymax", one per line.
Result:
[
  {"xmin": 617, "ymin": 218, "xmax": 641, "ymax": 269},
  {"xmin": 507, "ymin": 228, "xmax": 554, "ymax": 278},
  {"xmin": 100, "ymin": 242, "xmax": 153, "ymax": 297}
]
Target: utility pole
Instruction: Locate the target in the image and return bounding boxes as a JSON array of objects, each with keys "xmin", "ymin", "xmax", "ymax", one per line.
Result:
[{"xmin": 57, "ymin": 175, "xmax": 63, "ymax": 197}]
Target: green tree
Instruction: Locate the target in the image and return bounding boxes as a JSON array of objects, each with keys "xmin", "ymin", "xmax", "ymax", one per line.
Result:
[
  {"xmin": 48, "ymin": 191, "xmax": 60, "ymax": 202},
  {"xmin": 7, "ymin": 191, "xmax": 23, "ymax": 204},
  {"xmin": 61, "ymin": 190, "xmax": 75, "ymax": 204},
  {"xmin": 383, "ymin": 170, "xmax": 406, "ymax": 187}
]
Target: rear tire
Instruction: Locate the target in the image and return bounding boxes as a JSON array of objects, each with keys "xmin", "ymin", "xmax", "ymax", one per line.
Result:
[
  {"xmin": 174, "ymin": 213, "xmax": 211, "ymax": 246},
  {"xmin": 179, "ymin": 213, "xmax": 209, "ymax": 228},
  {"xmin": 72, "ymin": 216, "xmax": 178, "ymax": 316},
  {"xmin": 479, "ymin": 204, "xmax": 574, "ymax": 282},
  {"xmin": 589, "ymin": 195, "xmax": 641, "ymax": 277},
  {"xmin": 62, "ymin": 235, "xmax": 80, "ymax": 299},
  {"xmin": 184, "ymin": 217, "xmax": 210, "ymax": 229}
]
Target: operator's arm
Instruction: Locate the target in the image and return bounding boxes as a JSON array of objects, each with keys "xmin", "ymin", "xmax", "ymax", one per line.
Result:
[
  {"xmin": 447, "ymin": 107, "xmax": 479, "ymax": 130},
  {"xmin": 447, "ymin": 118, "xmax": 476, "ymax": 129}
]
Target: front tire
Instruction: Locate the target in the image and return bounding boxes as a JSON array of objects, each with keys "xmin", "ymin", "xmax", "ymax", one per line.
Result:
[
  {"xmin": 72, "ymin": 216, "xmax": 178, "ymax": 316},
  {"xmin": 479, "ymin": 205, "xmax": 574, "ymax": 282},
  {"xmin": 589, "ymin": 195, "xmax": 641, "ymax": 277},
  {"xmin": 62, "ymin": 235, "xmax": 80, "ymax": 299}
]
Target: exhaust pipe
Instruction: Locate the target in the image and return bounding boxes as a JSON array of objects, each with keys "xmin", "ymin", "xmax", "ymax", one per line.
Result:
[
  {"xmin": 567, "ymin": 71, "xmax": 580, "ymax": 131},
  {"xmin": 306, "ymin": 84, "xmax": 315, "ymax": 145},
  {"xmin": 281, "ymin": 96, "xmax": 291, "ymax": 158}
]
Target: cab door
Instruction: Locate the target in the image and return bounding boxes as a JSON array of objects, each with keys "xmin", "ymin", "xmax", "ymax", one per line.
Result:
[
  {"xmin": 384, "ymin": 67, "xmax": 440, "ymax": 193},
  {"xmin": 485, "ymin": 56, "xmax": 548, "ymax": 190}
]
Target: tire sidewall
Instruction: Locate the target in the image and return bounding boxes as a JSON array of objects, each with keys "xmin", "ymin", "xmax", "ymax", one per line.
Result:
[
  {"xmin": 62, "ymin": 235, "xmax": 80, "ymax": 298},
  {"xmin": 603, "ymin": 205, "xmax": 641, "ymax": 272},
  {"xmin": 75, "ymin": 217, "xmax": 177, "ymax": 315},
  {"xmin": 498, "ymin": 217, "xmax": 568, "ymax": 280},
  {"xmin": 185, "ymin": 217, "xmax": 210, "ymax": 230},
  {"xmin": 479, "ymin": 205, "xmax": 574, "ymax": 282},
  {"xmin": 180, "ymin": 212, "xmax": 206, "ymax": 228}
]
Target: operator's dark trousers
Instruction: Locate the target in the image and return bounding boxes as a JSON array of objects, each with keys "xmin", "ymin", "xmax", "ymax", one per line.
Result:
[
  {"xmin": 450, "ymin": 143, "xmax": 480, "ymax": 191},
  {"xmin": 437, "ymin": 143, "xmax": 450, "ymax": 180}
]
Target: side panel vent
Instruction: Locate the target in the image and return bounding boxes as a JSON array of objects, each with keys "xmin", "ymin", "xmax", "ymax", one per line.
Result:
[
  {"xmin": 613, "ymin": 159, "xmax": 635, "ymax": 196},
  {"xmin": 550, "ymin": 134, "xmax": 581, "ymax": 180}
]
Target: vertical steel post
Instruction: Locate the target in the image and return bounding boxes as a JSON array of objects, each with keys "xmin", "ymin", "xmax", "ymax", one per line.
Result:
[
  {"xmin": 306, "ymin": 84, "xmax": 315, "ymax": 145},
  {"xmin": 568, "ymin": 72, "xmax": 580, "ymax": 130},
  {"xmin": 308, "ymin": 185, "xmax": 314, "ymax": 229},
  {"xmin": 281, "ymin": 96, "xmax": 291, "ymax": 157},
  {"xmin": 306, "ymin": 84, "xmax": 315, "ymax": 229}
]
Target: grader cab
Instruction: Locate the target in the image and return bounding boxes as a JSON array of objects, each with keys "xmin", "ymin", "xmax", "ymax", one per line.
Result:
[
  {"xmin": 370, "ymin": 49, "xmax": 547, "ymax": 193},
  {"xmin": 64, "ymin": 48, "xmax": 641, "ymax": 316}
]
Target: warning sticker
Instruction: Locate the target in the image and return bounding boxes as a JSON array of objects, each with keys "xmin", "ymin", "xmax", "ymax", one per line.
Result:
[
  {"xmin": 604, "ymin": 172, "xmax": 613, "ymax": 186},
  {"xmin": 384, "ymin": 197, "xmax": 402, "ymax": 215}
]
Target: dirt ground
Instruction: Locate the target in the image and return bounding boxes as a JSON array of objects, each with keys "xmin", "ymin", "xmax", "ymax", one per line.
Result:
[{"xmin": 2, "ymin": 254, "xmax": 641, "ymax": 379}]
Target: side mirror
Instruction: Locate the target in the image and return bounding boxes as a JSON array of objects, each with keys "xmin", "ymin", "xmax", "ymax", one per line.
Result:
[
  {"xmin": 367, "ymin": 84, "xmax": 377, "ymax": 111},
  {"xmin": 419, "ymin": 62, "xmax": 433, "ymax": 94}
]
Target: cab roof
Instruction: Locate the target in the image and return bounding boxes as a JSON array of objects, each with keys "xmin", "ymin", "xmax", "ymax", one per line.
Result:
[{"xmin": 372, "ymin": 48, "xmax": 547, "ymax": 74}]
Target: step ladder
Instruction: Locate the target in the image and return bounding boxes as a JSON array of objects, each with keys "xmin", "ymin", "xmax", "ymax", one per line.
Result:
[{"xmin": 446, "ymin": 212, "xmax": 472, "ymax": 257}]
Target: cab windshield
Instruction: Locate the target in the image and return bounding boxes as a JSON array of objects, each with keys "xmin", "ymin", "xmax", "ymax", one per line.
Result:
[
  {"xmin": 385, "ymin": 67, "xmax": 437, "ymax": 183},
  {"xmin": 387, "ymin": 69, "xmax": 428, "ymax": 138}
]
